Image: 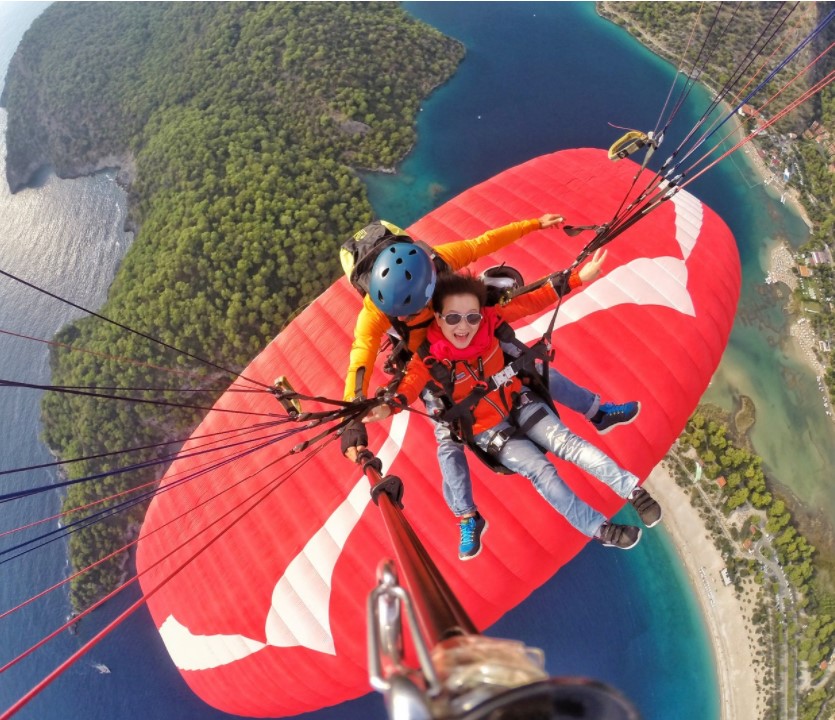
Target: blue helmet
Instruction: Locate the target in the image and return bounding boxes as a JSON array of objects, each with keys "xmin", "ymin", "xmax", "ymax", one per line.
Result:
[{"xmin": 368, "ymin": 243, "xmax": 437, "ymax": 317}]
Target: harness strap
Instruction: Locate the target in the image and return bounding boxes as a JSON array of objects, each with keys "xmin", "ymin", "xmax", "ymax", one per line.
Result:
[
  {"xmin": 384, "ymin": 315, "xmax": 434, "ymax": 374},
  {"xmin": 513, "ymin": 403, "xmax": 549, "ymax": 434},
  {"xmin": 417, "ymin": 321, "xmax": 556, "ymax": 446},
  {"xmin": 353, "ymin": 367, "xmax": 366, "ymax": 400}
]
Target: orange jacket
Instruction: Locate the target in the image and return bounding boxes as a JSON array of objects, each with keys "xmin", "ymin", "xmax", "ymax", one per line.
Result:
[
  {"xmin": 343, "ymin": 218, "xmax": 542, "ymax": 400},
  {"xmin": 395, "ymin": 276, "xmax": 579, "ymax": 436}
]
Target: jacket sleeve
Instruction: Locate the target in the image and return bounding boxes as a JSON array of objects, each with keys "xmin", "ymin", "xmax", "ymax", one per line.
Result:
[
  {"xmin": 499, "ymin": 271, "xmax": 582, "ymax": 324},
  {"xmin": 392, "ymin": 353, "xmax": 432, "ymax": 409},
  {"xmin": 343, "ymin": 295, "xmax": 394, "ymax": 401},
  {"xmin": 434, "ymin": 218, "xmax": 541, "ymax": 270}
]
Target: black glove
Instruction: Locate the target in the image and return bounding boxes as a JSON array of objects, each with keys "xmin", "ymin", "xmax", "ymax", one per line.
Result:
[
  {"xmin": 550, "ymin": 270, "xmax": 571, "ymax": 297},
  {"xmin": 341, "ymin": 418, "xmax": 368, "ymax": 458}
]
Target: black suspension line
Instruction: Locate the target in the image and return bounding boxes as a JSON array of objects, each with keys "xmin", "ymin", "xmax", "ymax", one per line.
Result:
[
  {"xmin": 1, "ymin": 429, "xmax": 331, "ymax": 621},
  {"xmin": 0, "ymin": 418, "xmax": 288, "ymax": 478},
  {"xmin": 670, "ymin": 2, "xmax": 801, "ymax": 174},
  {"xmin": 0, "ymin": 427, "xmax": 300, "ymax": 564},
  {"xmin": 0, "ymin": 423, "xmax": 306, "ymax": 505},
  {"xmin": 654, "ymin": 1, "xmax": 727, "ymax": 138},
  {"xmin": 0, "ymin": 327, "xmax": 209, "ymax": 381},
  {"xmin": 0, "ymin": 266, "xmax": 270, "ymax": 390},
  {"xmin": 559, "ymin": 3, "xmax": 819, "ymax": 278},
  {"xmin": 0, "ymin": 439, "xmax": 334, "ymax": 695},
  {"xmin": 0, "ymin": 377, "xmax": 280, "ymax": 419},
  {"xmin": 651, "ymin": 2, "xmax": 708, "ymax": 137}
]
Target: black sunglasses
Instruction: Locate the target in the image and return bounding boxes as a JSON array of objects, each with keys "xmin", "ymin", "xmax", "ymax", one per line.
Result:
[{"xmin": 440, "ymin": 312, "xmax": 483, "ymax": 326}]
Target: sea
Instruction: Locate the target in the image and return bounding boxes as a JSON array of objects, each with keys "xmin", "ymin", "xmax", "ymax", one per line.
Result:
[{"xmin": 0, "ymin": 2, "xmax": 827, "ymax": 719}]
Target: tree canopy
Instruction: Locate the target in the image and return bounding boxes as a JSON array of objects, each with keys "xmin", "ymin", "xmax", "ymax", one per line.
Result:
[{"xmin": 2, "ymin": 1, "xmax": 463, "ymax": 609}]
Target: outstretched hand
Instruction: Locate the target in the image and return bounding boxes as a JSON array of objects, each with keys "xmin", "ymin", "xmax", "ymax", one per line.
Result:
[
  {"xmin": 578, "ymin": 248, "xmax": 608, "ymax": 283},
  {"xmin": 538, "ymin": 213, "xmax": 565, "ymax": 229},
  {"xmin": 344, "ymin": 445, "xmax": 366, "ymax": 463},
  {"xmin": 341, "ymin": 417, "xmax": 368, "ymax": 463}
]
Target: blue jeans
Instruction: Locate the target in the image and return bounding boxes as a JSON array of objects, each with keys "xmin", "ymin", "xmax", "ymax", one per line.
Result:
[
  {"xmin": 546, "ymin": 367, "xmax": 600, "ymax": 419},
  {"xmin": 435, "ymin": 421, "xmax": 476, "ymax": 516},
  {"xmin": 434, "ymin": 368, "xmax": 600, "ymax": 517},
  {"xmin": 473, "ymin": 399, "xmax": 638, "ymax": 537}
]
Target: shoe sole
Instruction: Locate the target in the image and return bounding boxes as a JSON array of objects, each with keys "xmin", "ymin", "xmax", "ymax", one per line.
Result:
[
  {"xmin": 600, "ymin": 527, "xmax": 642, "ymax": 550},
  {"xmin": 595, "ymin": 402, "xmax": 642, "ymax": 435},
  {"xmin": 459, "ymin": 518, "xmax": 489, "ymax": 561},
  {"xmin": 642, "ymin": 510, "xmax": 663, "ymax": 529}
]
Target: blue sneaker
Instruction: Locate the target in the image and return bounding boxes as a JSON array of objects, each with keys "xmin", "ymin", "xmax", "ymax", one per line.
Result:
[
  {"xmin": 591, "ymin": 401, "xmax": 641, "ymax": 435},
  {"xmin": 458, "ymin": 513, "xmax": 488, "ymax": 560}
]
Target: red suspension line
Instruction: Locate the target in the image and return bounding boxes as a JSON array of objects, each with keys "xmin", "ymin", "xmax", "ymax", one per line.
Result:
[
  {"xmin": 0, "ymin": 423, "xmax": 296, "ymax": 624},
  {"xmin": 683, "ymin": 40, "xmax": 835, "ymax": 182},
  {"xmin": 0, "ymin": 441, "xmax": 322, "ymax": 715},
  {"xmin": 0, "ymin": 327, "xmax": 206, "ymax": 381},
  {"xmin": 682, "ymin": 68, "xmax": 835, "ymax": 190},
  {"xmin": 726, "ymin": 8, "xmax": 801, "ymax": 109},
  {"xmin": 0, "ymin": 420, "xmax": 287, "ymax": 541}
]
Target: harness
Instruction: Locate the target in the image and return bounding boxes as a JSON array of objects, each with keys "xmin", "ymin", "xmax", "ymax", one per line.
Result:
[
  {"xmin": 416, "ymin": 321, "xmax": 556, "ymax": 475},
  {"xmin": 381, "ymin": 315, "xmax": 433, "ymax": 376}
]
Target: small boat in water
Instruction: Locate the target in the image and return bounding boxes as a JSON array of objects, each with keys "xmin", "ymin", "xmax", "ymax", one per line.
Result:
[
  {"xmin": 66, "ymin": 612, "xmax": 80, "ymax": 635},
  {"xmin": 92, "ymin": 663, "xmax": 111, "ymax": 674}
]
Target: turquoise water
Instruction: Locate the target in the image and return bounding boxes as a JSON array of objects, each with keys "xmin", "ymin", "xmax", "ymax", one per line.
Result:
[{"xmin": 0, "ymin": 3, "xmax": 716, "ymax": 718}]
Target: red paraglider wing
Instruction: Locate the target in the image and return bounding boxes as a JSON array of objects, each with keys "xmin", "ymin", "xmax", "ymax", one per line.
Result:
[{"xmin": 136, "ymin": 149, "xmax": 740, "ymax": 717}]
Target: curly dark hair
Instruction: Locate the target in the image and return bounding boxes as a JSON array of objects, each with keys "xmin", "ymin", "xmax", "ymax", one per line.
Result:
[{"xmin": 432, "ymin": 271, "xmax": 487, "ymax": 311}]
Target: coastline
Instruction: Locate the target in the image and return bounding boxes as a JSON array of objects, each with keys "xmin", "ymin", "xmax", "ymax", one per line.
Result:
[
  {"xmin": 598, "ymin": 1, "xmax": 814, "ymax": 231},
  {"xmin": 736, "ymin": 140, "xmax": 813, "ymax": 231},
  {"xmin": 645, "ymin": 462, "xmax": 761, "ymax": 720},
  {"xmin": 766, "ymin": 242, "xmax": 824, "ymax": 375},
  {"xmin": 765, "ymin": 242, "xmax": 833, "ymax": 420}
]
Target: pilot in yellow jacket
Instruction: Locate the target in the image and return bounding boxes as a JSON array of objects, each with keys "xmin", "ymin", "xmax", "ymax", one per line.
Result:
[{"xmin": 342, "ymin": 215, "xmax": 563, "ymax": 402}]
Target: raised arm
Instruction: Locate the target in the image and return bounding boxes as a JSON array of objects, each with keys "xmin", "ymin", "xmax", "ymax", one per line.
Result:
[
  {"xmin": 499, "ymin": 249, "xmax": 607, "ymax": 324},
  {"xmin": 434, "ymin": 214, "xmax": 563, "ymax": 271}
]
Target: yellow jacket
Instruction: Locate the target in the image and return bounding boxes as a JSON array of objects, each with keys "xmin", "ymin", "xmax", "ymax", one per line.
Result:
[{"xmin": 343, "ymin": 218, "xmax": 542, "ymax": 400}]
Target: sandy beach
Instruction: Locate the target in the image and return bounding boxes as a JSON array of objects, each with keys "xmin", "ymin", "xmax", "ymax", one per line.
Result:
[
  {"xmin": 764, "ymin": 241, "xmax": 823, "ymax": 374},
  {"xmin": 739, "ymin": 142, "xmax": 813, "ymax": 230},
  {"xmin": 645, "ymin": 463, "xmax": 761, "ymax": 720}
]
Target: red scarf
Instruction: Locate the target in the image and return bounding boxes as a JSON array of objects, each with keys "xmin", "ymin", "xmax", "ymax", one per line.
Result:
[{"xmin": 426, "ymin": 307, "xmax": 501, "ymax": 362}]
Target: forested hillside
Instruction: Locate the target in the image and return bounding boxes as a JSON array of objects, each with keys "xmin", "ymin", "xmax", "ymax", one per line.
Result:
[
  {"xmin": 598, "ymin": 1, "xmax": 827, "ymax": 131},
  {"xmin": 1, "ymin": 2, "xmax": 463, "ymax": 609}
]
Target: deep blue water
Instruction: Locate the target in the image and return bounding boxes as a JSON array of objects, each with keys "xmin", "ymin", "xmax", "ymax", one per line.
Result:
[{"xmin": 4, "ymin": 1, "xmax": 824, "ymax": 718}]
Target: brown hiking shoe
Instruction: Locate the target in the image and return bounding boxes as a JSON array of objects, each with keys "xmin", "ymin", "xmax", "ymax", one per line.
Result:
[
  {"xmin": 595, "ymin": 522, "xmax": 642, "ymax": 550},
  {"xmin": 629, "ymin": 487, "xmax": 662, "ymax": 528}
]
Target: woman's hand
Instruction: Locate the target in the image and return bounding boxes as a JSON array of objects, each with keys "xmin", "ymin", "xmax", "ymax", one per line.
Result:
[
  {"xmin": 362, "ymin": 404, "xmax": 392, "ymax": 424},
  {"xmin": 578, "ymin": 248, "xmax": 607, "ymax": 283},
  {"xmin": 538, "ymin": 213, "xmax": 565, "ymax": 229}
]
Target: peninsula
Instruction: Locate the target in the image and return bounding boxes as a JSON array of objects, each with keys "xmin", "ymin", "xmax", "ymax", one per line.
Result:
[
  {"xmin": 1, "ymin": 1, "xmax": 464, "ymax": 609},
  {"xmin": 4, "ymin": 5, "xmax": 833, "ymax": 719}
]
